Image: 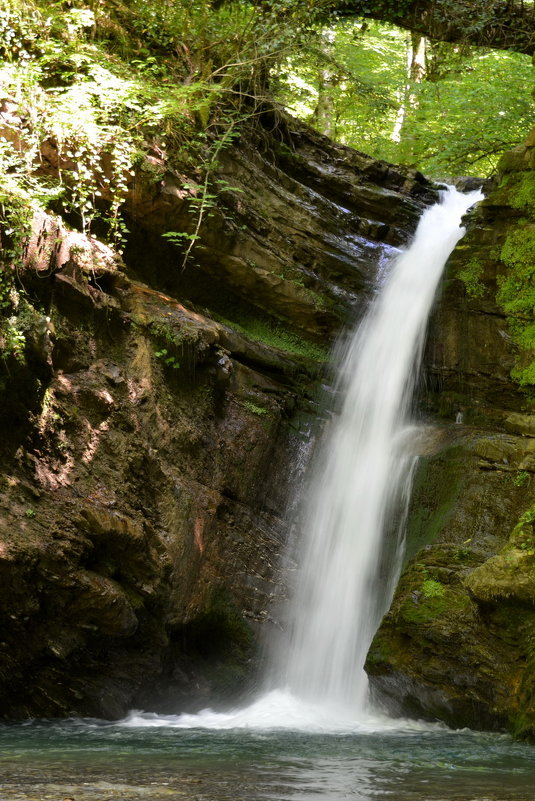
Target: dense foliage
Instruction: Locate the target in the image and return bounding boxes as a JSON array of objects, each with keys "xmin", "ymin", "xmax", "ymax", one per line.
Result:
[
  {"xmin": 1, "ymin": 0, "xmax": 533, "ymax": 248},
  {"xmin": 0, "ymin": 0, "xmax": 329, "ymax": 355},
  {"xmin": 1, "ymin": 0, "xmax": 534, "ymax": 374},
  {"xmin": 0, "ymin": 0, "xmax": 316, "ymax": 237},
  {"xmin": 274, "ymin": 19, "xmax": 534, "ymax": 178}
]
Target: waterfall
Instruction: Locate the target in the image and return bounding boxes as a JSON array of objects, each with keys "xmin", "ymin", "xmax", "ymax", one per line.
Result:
[
  {"xmin": 123, "ymin": 186, "xmax": 482, "ymax": 732},
  {"xmin": 273, "ymin": 185, "xmax": 482, "ymax": 718}
]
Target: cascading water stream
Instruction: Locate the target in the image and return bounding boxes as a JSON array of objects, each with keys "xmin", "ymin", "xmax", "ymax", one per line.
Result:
[
  {"xmin": 275, "ymin": 186, "xmax": 482, "ymax": 720},
  {"xmin": 123, "ymin": 186, "xmax": 482, "ymax": 732}
]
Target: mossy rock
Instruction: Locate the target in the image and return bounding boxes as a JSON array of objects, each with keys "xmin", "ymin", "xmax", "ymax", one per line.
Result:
[
  {"xmin": 498, "ymin": 148, "xmax": 530, "ymax": 174},
  {"xmin": 472, "ymin": 436, "xmax": 521, "ymax": 465},
  {"xmin": 505, "ymin": 413, "xmax": 535, "ymax": 437},
  {"xmin": 367, "ymin": 428, "xmax": 535, "ymax": 737},
  {"xmin": 397, "ymin": 582, "xmax": 472, "ymax": 629},
  {"xmin": 388, "ymin": 555, "xmax": 474, "ymax": 632},
  {"xmin": 466, "ymin": 502, "xmax": 535, "ymax": 607},
  {"xmin": 500, "ymin": 171, "xmax": 535, "ymax": 212},
  {"xmin": 466, "ymin": 549, "xmax": 535, "ymax": 607},
  {"xmin": 403, "ymin": 447, "xmax": 460, "ymax": 563}
]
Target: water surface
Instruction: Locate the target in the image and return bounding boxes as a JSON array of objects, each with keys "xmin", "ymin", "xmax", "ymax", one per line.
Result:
[{"xmin": 1, "ymin": 705, "xmax": 534, "ymax": 801}]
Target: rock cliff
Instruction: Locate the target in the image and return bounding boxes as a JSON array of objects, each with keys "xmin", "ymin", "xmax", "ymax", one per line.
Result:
[
  {"xmin": 5, "ymin": 81, "xmax": 535, "ymax": 737},
  {"xmin": 0, "ymin": 113, "xmax": 435, "ymax": 718}
]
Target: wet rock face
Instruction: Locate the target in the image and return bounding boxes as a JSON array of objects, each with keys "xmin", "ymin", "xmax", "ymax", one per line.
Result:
[
  {"xmin": 125, "ymin": 117, "xmax": 438, "ymax": 340},
  {"xmin": 422, "ymin": 134, "xmax": 535, "ymax": 425},
  {"xmin": 0, "ymin": 253, "xmax": 301, "ymax": 718},
  {"xmin": 0, "ymin": 114, "xmax": 432, "ymax": 719}
]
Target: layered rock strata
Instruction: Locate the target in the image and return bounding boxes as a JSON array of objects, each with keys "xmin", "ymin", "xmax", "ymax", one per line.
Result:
[{"xmin": 0, "ymin": 116, "xmax": 433, "ymax": 718}]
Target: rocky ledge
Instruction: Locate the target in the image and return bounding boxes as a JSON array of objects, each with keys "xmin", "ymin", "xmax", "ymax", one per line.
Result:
[{"xmin": 367, "ymin": 416, "xmax": 535, "ymax": 738}]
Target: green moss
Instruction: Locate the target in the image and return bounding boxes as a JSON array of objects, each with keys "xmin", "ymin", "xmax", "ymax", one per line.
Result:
[
  {"xmin": 497, "ymin": 225, "xmax": 535, "ymax": 387},
  {"xmin": 421, "ymin": 578, "xmax": 445, "ymax": 599},
  {"xmin": 512, "ymin": 361, "xmax": 535, "ymax": 388},
  {"xmin": 457, "ymin": 257, "xmax": 486, "ymax": 298},
  {"xmin": 505, "ymin": 172, "xmax": 535, "ymax": 212},
  {"xmin": 403, "ymin": 446, "xmax": 465, "ymax": 565},
  {"xmin": 466, "ymin": 504, "xmax": 535, "ymax": 606},
  {"xmin": 216, "ymin": 313, "xmax": 329, "ymax": 362},
  {"xmin": 514, "ymin": 470, "xmax": 530, "ymax": 488},
  {"xmin": 273, "ymin": 141, "xmax": 300, "ymax": 161},
  {"xmin": 149, "ymin": 321, "xmax": 191, "ymax": 349},
  {"xmin": 399, "ymin": 583, "xmax": 471, "ymax": 626},
  {"xmin": 505, "ymin": 612, "xmax": 535, "ymax": 741},
  {"xmin": 510, "ymin": 710, "xmax": 535, "ymax": 741},
  {"xmin": 148, "ymin": 320, "xmax": 199, "ymax": 371},
  {"xmin": 513, "ymin": 323, "xmax": 535, "ymax": 351},
  {"xmin": 242, "ymin": 399, "xmax": 269, "ymax": 416},
  {"xmin": 499, "ymin": 226, "xmax": 535, "ymax": 277},
  {"xmin": 453, "ymin": 546, "xmax": 478, "ymax": 564},
  {"xmin": 302, "ymin": 287, "xmax": 335, "ymax": 313},
  {"xmin": 509, "ymin": 502, "xmax": 535, "ymax": 547},
  {"xmin": 391, "ymin": 546, "xmax": 477, "ymax": 631},
  {"xmin": 366, "ymin": 628, "xmax": 395, "ymax": 666},
  {"xmin": 399, "ymin": 593, "xmax": 447, "ymax": 624}
]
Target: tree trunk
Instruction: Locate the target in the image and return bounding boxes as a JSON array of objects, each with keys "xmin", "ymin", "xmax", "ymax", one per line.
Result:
[
  {"xmin": 313, "ymin": 28, "xmax": 339, "ymax": 138},
  {"xmin": 391, "ymin": 32, "xmax": 426, "ymax": 144}
]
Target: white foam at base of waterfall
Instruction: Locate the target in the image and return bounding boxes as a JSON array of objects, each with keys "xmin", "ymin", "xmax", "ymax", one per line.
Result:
[{"xmin": 122, "ymin": 689, "xmax": 445, "ymax": 733}]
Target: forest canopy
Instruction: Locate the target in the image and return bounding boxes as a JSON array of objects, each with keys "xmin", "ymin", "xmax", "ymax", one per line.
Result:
[
  {"xmin": 331, "ymin": 0, "xmax": 535, "ymax": 55},
  {"xmin": 0, "ymin": 0, "xmax": 533, "ymax": 263},
  {"xmin": 273, "ymin": 19, "xmax": 533, "ymax": 177},
  {"xmin": 0, "ymin": 0, "xmax": 533, "ymax": 368}
]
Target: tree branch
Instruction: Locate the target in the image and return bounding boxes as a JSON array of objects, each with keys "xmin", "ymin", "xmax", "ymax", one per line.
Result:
[{"xmin": 331, "ymin": 0, "xmax": 535, "ymax": 55}]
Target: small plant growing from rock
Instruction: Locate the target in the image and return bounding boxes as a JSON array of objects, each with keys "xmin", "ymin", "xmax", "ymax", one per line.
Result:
[
  {"xmin": 514, "ymin": 470, "xmax": 530, "ymax": 488},
  {"xmin": 155, "ymin": 348, "xmax": 180, "ymax": 369},
  {"xmin": 421, "ymin": 578, "xmax": 445, "ymax": 599},
  {"xmin": 243, "ymin": 399, "xmax": 268, "ymax": 416}
]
